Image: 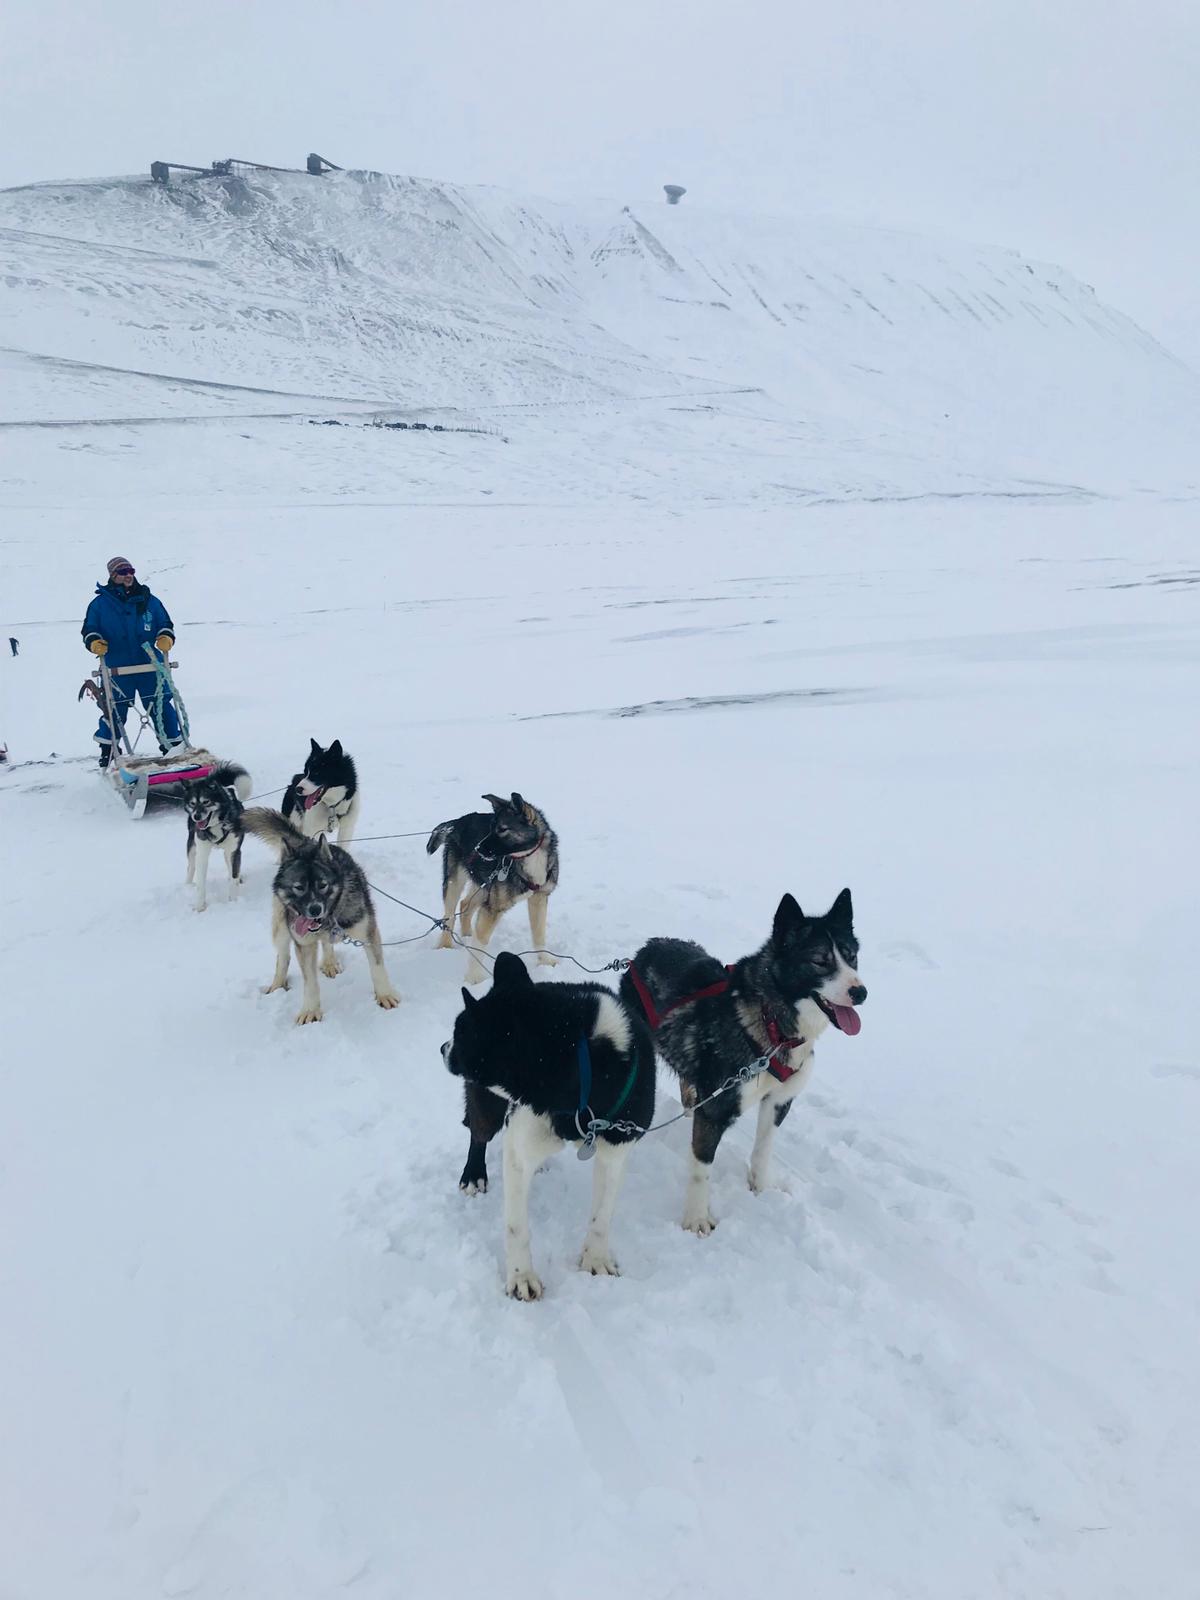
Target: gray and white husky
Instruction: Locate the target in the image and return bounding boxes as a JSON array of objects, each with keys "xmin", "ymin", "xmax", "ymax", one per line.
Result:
[
  {"xmin": 281, "ymin": 738, "xmax": 361, "ymax": 845},
  {"xmin": 241, "ymin": 807, "xmax": 400, "ymax": 1024},
  {"xmin": 184, "ymin": 761, "xmax": 252, "ymax": 912},
  {"xmin": 426, "ymin": 792, "xmax": 560, "ymax": 984},
  {"xmin": 621, "ymin": 890, "xmax": 866, "ymax": 1235}
]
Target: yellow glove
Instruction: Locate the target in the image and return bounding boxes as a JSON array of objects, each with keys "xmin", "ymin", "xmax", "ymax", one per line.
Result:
[
  {"xmin": 154, "ymin": 634, "xmax": 173, "ymax": 653},
  {"xmin": 89, "ymin": 639, "xmax": 108, "ymax": 656}
]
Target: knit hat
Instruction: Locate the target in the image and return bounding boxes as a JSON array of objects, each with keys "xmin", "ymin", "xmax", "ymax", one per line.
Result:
[{"xmin": 107, "ymin": 556, "xmax": 135, "ymax": 578}]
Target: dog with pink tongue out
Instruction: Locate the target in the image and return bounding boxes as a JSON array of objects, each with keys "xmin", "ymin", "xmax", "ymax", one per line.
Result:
[
  {"xmin": 282, "ymin": 738, "xmax": 361, "ymax": 847},
  {"xmin": 241, "ymin": 807, "xmax": 400, "ymax": 1026},
  {"xmin": 621, "ymin": 890, "xmax": 865, "ymax": 1235}
]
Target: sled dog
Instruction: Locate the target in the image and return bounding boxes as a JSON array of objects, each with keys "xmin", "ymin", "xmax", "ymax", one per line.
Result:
[
  {"xmin": 426, "ymin": 792, "xmax": 559, "ymax": 984},
  {"xmin": 184, "ymin": 760, "xmax": 252, "ymax": 912},
  {"xmin": 621, "ymin": 890, "xmax": 865, "ymax": 1235},
  {"xmin": 443, "ymin": 952, "xmax": 654, "ymax": 1300},
  {"xmin": 241, "ymin": 807, "xmax": 400, "ymax": 1024},
  {"xmin": 282, "ymin": 738, "xmax": 361, "ymax": 845}
]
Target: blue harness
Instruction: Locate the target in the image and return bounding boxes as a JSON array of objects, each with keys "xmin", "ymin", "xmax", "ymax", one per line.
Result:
[{"xmin": 572, "ymin": 1033, "xmax": 640, "ymax": 1160}]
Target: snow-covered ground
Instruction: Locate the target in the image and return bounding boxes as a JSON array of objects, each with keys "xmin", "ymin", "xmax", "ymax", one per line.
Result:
[{"xmin": 1, "ymin": 169, "xmax": 1198, "ymax": 1599}]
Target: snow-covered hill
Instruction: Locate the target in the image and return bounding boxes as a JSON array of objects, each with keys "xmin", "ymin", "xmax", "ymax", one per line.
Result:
[{"xmin": 2, "ymin": 169, "xmax": 1197, "ymax": 501}]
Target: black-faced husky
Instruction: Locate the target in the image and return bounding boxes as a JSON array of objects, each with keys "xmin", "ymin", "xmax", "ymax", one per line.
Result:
[
  {"xmin": 282, "ymin": 738, "xmax": 360, "ymax": 845},
  {"xmin": 426, "ymin": 792, "xmax": 559, "ymax": 984},
  {"xmin": 183, "ymin": 761, "xmax": 252, "ymax": 912},
  {"xmin": 443, "ymin": 952, "xmax": 654, "ymax": 1300},
  {"xmin": 621, "ymin": 890, "xmax": 865, "ymax": 1235},
  {"xmin": 241, "ymin": 808, "xmax": 400, "ymax": 1024}
]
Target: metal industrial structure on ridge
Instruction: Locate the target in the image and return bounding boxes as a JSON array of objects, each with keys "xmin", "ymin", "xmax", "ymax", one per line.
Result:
[{"xmin": 150, "ymin": 153, "xmax": 341, "ymax": 184}]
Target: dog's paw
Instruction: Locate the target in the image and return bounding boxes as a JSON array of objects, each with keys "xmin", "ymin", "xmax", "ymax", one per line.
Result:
[
  {"xmin": 193, "ymin": 902, "xmax": 207, "ymax": 914},
  {"xmin": 320, "ymin": 955, "xmax": 344, "ymax": 979},
  {"xmin": 262, "ymin": 978, "xmax": 289, "ymax": 994},
  {"xmin": 459, "ymin": 1177, "xmax": 488, "ymax": 1196},
  {"xmin": 295, "ymin": 1005, "xmax": 323, "ymax": 1025},
  {"xmin": 748, "ymin": 1168, "xmax": 791, "ymax": 1196},
  {"xmin": 374, "ymin": 991, "xmax": 401, "ymax": 1010},
  {"xmin": 536, "ymin": 952, "xmax": 559, "ymax": 967},
  {"xmin": 506, "ymin": 1267, "xmax": 544, "ymax": 1302},
  {"xmin": 683, "ymin": 1211, "xmax": 717, "ymax": 1237},
  {"xmin": 434, "ymin": 932, "xmax": 454, "ymax": 950},
  {"xmin": 465, "ymin": 965, "xmax": 488, "ymax": 986},
  {"xmin": 579, "ymin": 1247, "xmax": 620, "ymax": 1277}
]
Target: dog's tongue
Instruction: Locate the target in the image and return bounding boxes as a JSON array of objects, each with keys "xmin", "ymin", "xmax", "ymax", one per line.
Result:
[
  {"xmin": 830, "ymin": 1004, "xmax": 862, "ymax": 1036},
  {"xmin": 294, "ymin": 914, "xmax": 321, "ymax": 935},
  {"xmin": 302, "ymin": 788, "xmax": 324, "ymax": 811}
]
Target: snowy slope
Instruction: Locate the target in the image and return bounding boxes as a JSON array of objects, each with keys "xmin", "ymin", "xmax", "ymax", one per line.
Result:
[
  {"xmin": 1, "ymin": 167, "xmax": 1199, "ymax": 1600},
  {"xmin": 2, "ymin": 169, "xmax": 1198, "ymax": 499}
]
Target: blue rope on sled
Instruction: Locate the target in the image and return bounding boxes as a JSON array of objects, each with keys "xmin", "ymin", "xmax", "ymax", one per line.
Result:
[{"xmin": 142, "ymin": 642, "xmax": 191, "ymax": 748}]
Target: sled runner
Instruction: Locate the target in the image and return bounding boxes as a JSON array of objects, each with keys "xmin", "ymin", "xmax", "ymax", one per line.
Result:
[{"xmin": 94, "ymin": 647, "xmax": 215, "ymax": 819}]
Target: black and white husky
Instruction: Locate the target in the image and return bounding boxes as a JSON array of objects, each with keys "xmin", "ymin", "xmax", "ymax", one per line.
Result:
[
  {"xmin": 621, "ymin": 890, "xmax": 866, "ymax": 1235},
  {"xmin": 443, "ymin": 952, "xmax": 654, "ymax": 1300},
  {"xmin": 183, "ymin": 761, "xmax": 252, "ymax": 912},
  {"xmin": 426, "ymin": 792, "xmax": 559, "ymax": 984},
  {"xmin": 241, "ymin": 807, "xmax": 400, "ymax": 1024},
  {"xmin": 282, "ymin": 738, "xmax": 360, "ymax": 845}
]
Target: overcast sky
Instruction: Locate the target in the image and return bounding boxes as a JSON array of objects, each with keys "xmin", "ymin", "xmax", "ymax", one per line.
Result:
[{"xmin": 2, "ymin": 0, "xmax": 1197, "ymax": 358}]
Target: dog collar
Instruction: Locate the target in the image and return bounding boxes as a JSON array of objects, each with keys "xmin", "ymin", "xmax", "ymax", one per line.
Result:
[{"xmin": 505, "ymin": 833, "xmax": 546, "ymax": 861}]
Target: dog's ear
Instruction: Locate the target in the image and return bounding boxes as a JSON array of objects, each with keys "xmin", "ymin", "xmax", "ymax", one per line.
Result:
[
  {"xmin": 328, "ymin": 740, "xmax": 343, "ymax": 759},
  {"xmin": 772, "ymin": 892, "xmax": 805, "ymax": 941},
  {"xmin": 460, "ymin": 986, "xmax": 478, "ymax": 1010},
  {"xmin": 510, "ymin": 791, "xmax": 525, "ymax": 811},
  {"xmin": 493, "ymin": 951, "xmax": 532, "ymax": 989},
  {"xmin": 828, "ymin": 887, "xmax": 853, "ymax": 927},
  {"xmin": 316, "ymin": 833, "xmax": 334, "ymax": 861},
  {"xmin": 482, "ymin": 793, "xmax": 506, "ymax": 812},
  {"xmin": 309, "ymin": 737, "xmax": 321, "ymax": 756}
]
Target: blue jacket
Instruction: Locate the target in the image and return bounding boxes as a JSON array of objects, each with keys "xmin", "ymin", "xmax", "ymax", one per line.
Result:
[{"xmin": 82, "ymin": 582, "xmax": 175, "ymax": 669}]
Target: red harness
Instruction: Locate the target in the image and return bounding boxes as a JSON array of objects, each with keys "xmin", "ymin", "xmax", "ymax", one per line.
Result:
[{"xmin": 626, "ymin": 963, "xmax": 804, "ymax": 1082}]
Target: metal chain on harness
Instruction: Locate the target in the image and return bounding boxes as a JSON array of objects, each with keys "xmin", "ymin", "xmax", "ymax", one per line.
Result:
[{"xmin": 575, "ymin": 1040, "xmax": 793, "ymax": 1156}]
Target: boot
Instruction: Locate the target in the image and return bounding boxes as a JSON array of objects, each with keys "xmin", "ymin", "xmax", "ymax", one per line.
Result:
[{"xmin": 98, "ymin": 743, "xmax": 113, "ymax": 769}]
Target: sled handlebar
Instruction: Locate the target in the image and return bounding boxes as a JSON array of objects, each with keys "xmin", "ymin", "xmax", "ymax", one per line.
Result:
[{"xmin": 94, "ymin": 660, "xmax": 179, "ymax": 677}]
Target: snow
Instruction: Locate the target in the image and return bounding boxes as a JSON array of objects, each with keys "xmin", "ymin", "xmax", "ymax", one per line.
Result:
[{"xmin": 1, "ymin": 169, "xmax": 1198, "ymax": 1599}]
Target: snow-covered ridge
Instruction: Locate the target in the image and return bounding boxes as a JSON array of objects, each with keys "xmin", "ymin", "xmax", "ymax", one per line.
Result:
[{"xmin": 1, "ymin": 168, "xmax": 1197, "ymax": 496}]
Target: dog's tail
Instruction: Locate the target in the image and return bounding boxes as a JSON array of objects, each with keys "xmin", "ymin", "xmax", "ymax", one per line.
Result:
[
  {"xmin": 212, "ymin": 761, "xmax": 253, "ymax": 802},
  {"xmin": 426, "ymin": 820, "xmax": 454, "ymax": 856},
  {"xmin": 242, "ymin": 806, "xmax": 307, "ymax": 856}
]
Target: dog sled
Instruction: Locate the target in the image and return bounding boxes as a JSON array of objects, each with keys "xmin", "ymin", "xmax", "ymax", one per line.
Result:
[{"xmin": 89, "ymin": 645, "xmax": 216, "ymax": 819}]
